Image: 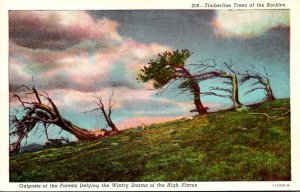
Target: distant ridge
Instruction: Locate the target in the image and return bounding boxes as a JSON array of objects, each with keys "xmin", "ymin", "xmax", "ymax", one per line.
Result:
[{"xmin": 19, "ymin": 143, "xmax": 44, "ymax": 153}]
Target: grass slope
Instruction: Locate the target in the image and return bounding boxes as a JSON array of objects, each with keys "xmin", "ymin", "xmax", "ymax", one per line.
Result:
[{"xmin": 10, "ymin": 99, "xmax": 290, "ymax": 181}]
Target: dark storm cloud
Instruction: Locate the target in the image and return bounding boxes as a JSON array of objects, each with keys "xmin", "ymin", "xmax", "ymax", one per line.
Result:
[
  {"xmin": 88, "ymin": 10, "xmax": 215, "ymax": 45},
  {"xmin": 9, "ymin": 11, "xmax": 121, "ymax": 50}
]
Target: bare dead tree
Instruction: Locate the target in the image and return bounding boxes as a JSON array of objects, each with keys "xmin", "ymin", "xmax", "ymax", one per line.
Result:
[
  {"xmin": 84, "ymin": 89, "xmax": 119, "ymax": 133},
  {"xmin": 189, "ymin": 59, "xmax": 244, "ymax": 109},
  {"xmin": 211, "ymin": 60, "xmax": 243, "ymax": 108},
  {"xmin": 9, "ymin": 85, "xmax": 118, "ymax": 155},
  {"xmin": 241, "ymin": 65, "xmax": 276, "ymax": 101}
]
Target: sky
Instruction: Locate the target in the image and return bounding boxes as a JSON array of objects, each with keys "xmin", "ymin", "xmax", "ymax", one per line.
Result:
[{"xmin": 9, "ymin": 10, "xmax": 290, "ymax": 144}]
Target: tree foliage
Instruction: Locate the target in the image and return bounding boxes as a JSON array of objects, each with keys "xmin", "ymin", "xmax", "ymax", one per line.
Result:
[{"xmin": 138, "ymin": 49, "xmax": 192, "ymax": 89}]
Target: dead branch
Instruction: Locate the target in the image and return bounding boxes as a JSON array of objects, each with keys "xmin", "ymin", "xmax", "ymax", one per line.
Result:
[
  {"xmin": 223, "ymin": 61, "xmax": 235, "ymax": 73},
  {"xmin": 244, "ymin": 87, "xmax": 266, "ymax": 95},
  {"xmin": 247, "ymin": 112, "xmax": 271, "ymax": 120},
  {"xmin": 247, "ymin": 108, "xmax": 290, "ymax": 121},
  {"xmin": 188, "ymin": 58, "xmax": 217, "ymax": 73},
  {"xmin": 209, "ymin": 86, "xmax": 232, "ymax": 93},
  {"xmin": 200, "ymin": 92, "xmax": 231, "ymax": 98}
]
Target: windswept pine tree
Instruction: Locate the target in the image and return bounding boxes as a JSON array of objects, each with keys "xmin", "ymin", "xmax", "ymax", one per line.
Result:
[{"xmin": 137, "ymin": 49, "xmax": 208, "ymax": 115}]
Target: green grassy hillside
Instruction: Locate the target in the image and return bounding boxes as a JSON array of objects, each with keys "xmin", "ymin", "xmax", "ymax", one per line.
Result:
[{"xmin": 10, "ymin": 99, "xmax": 290, "ymax": 182}]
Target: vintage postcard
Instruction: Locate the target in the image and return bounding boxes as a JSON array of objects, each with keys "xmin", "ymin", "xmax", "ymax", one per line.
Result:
[{"xmin": 1, "ymin": 0, "xmax": 300, "ymax": 191}]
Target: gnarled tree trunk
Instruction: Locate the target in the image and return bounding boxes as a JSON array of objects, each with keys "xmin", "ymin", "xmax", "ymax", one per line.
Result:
[
  {"xmin": 179, "ymin": 67, "xmax": 208, "ymax": 115},
  {"xmin": 231, "ymin": 74, "xmax": 243, "ymax": 108},
  {"xmin": 266, "ymin": 83, "xmax": 276, "ymax": 101},
  {"xmin": 191, "ymin": 81, "xmax": 208, "ymax": 115}
]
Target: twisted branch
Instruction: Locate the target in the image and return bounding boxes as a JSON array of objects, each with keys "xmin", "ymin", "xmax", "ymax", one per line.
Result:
[{"xmin": 247, "ymin": 107, "xmax": 290, "ymax": 121}]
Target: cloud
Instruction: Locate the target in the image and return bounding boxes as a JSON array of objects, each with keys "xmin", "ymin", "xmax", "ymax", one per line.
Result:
[
  {"xmin": 9, "ymin": 11, "xmax": 121, "ymax": 50},
  {"xmin": 9, "ymin": 11, "xmax": 170, "ymax": 93},
  {"xmin": 9, "ymin": 37, "xmax": 170, "ymax": 93},
  {"xmin": 212, "ymin": 10, "xmax": 289, "ymax": 38}
]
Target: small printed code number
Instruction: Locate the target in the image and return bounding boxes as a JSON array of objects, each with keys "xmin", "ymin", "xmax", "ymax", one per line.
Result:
[
  {"xmin": 192, "ymin": 4, "xmax": 200, "ymax": 8},
  {"xmin": 273, "ymin": 184, "xmax": 289, "ymax": 187}
]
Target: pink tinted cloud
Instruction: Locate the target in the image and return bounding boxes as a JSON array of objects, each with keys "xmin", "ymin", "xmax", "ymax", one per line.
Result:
[
  {"xmin": 48, "ymin": 38, "xmax": 169, "ymax": 91},
  {"xmin": 118, "ymin": 39, "xmax": 170, "ymax": 61},
  {"xmin": 10, "ymin": 37, "xmax": 170, "ymax": 92}
]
